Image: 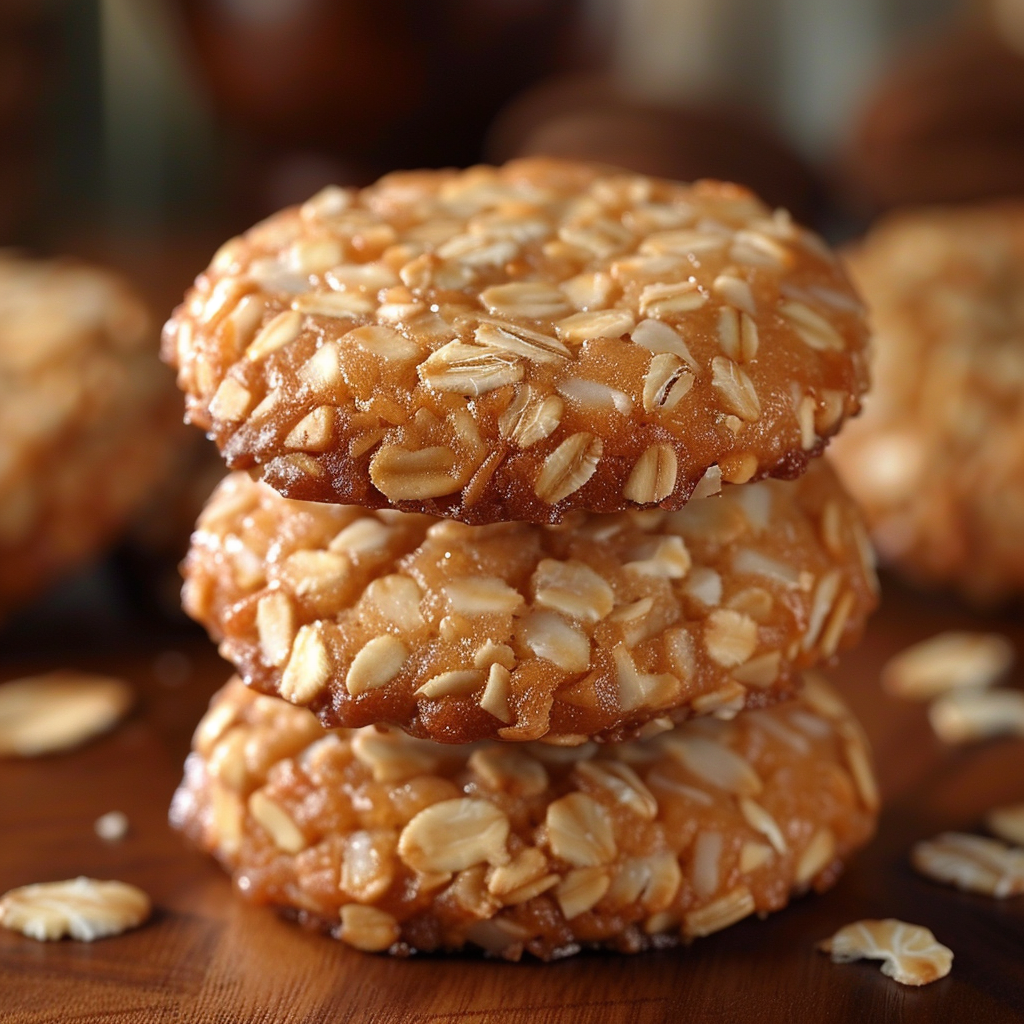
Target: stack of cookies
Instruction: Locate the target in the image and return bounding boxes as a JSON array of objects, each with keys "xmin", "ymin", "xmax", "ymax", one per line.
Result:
[{"xmin": 164, "ymin": 159, "xmax": 881, "ymax": 959}]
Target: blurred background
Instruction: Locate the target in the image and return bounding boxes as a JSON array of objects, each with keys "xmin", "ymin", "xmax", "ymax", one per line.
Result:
[
  {"xmin": 15, "ymin": 0, "xmax": 1024, "ymax": 251},
  {"xmin": 5, "ymin": 0, "xmax": 1024, "ymax": 653}
]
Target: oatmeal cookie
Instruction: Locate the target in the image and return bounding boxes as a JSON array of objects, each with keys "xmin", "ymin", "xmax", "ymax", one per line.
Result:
[
  {"xmin": 0, "ymin": 253, "xmax": 178, "ymax": 613},
  {"xmin": 164, "ymin": 159, "xmax": 869, "ymax": 524},
  {"xmin": 170, "ymin": 674, "xmax": 877, "ymax": 960},
  {"xmin": 183, "ymin": 459, "xmax": 877, "ymax": 743},
  {"xmin": 830, "ymin": 204, "xmax": 1024, "ymax": 604}
]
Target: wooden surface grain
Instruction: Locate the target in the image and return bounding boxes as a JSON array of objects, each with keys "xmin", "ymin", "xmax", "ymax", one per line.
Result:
[{"xmin": 2, "ymin": 578, "xmax": 1024, "ymax": 1024}]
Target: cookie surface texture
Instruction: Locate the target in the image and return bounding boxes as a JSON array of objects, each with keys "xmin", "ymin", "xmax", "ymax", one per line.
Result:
[
  {"xmin": 830, "ymin": 204, "xmax": 1024, "ymax": 604},
  {"xmin": 170, "ymin": 674, "xmax": 877, "ymax": 960},
  {"xmin": 183, "ymin": 459, "xmax": 877, "ymax": 743},
  {"xmin": 164, "ymin": 159, "xmax": 869, "ymax": 524}
]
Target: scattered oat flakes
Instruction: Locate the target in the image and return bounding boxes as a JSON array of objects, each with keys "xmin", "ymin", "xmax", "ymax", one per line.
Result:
[
  {"xmin": 94, "ymin": 811, "xmax": 129, "ymax": 843},
  {"xmin": 819, "ymin": 919, "xmax": 953, "ymax": 986},
  {"xmin": 927, "ymin": 687, "xmax": 1024, "ymax": 744},
  {"xmin": 882, "ymin": 632, "xmax": 1014, "ymax": 700},
  {"xmin": 0, "ymin": 877, "xmax": 150, "ymax": 942},
  {"xmin": 986, "ymin": 803, "xmax": 1024, "ymax": 847},
  {"xmin": 911, "ymin": 832, "xmax": 1024, "ymax": 897},
  {"xmin": 0, "ymin": 672, "xmax": 133, "ymax": 757}
]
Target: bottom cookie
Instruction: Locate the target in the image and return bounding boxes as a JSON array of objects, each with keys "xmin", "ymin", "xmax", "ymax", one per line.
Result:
[{"xmin": 171, "ymin": 674, "xmax": 877, "ymax": 960}]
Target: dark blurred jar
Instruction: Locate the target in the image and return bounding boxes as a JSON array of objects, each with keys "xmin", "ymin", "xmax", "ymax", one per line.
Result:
[
  {"xmin": 842, "ymin": 3, "xmax": 1024, "ymax": 214},
  {"xmin": 173, "ymin": 0, "xmax": 582, "ymax": 215},
  {"xmin": 0, "ymin": 0, "xmax": 58, "ymax": 243},
  {"xmin": 487, "ymin": 74, "xmax": 823, "ymax": 224}
]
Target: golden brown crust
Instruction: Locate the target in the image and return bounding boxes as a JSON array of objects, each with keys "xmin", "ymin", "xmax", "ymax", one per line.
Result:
[
  {"xmin": 163, "ymin": 159, "xmax": 869, "ymax": 524},
  {"xmin": 0, "ymin": 253, "xmax": 179, "ymax": 613},
  {"xmin": 183, "ymin": 459, "xmax": 877, "ymax": 744},
  {"xmin": 830, "ymin": 203, "xmax": 1024, "ymax": 604},
  {"xmin": 170, "ymin": 674, "xmax": 877, "ymax": 960}
]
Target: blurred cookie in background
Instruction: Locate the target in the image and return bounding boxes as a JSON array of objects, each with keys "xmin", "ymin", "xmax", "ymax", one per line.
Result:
[
  {"xmin": 829, "ymin": 204, "xmax": 1024, "ymax": 605},
  {"xmin": 842, "ymin": 3, "xmax": 1024, "ymax": 213},
  {"xmin": 487, "ymin": 76, "xmax": 823, "ymax": 225},
  {"xmin": 0, "ymin": 253, "xmax": 180, "ymax": 616}
]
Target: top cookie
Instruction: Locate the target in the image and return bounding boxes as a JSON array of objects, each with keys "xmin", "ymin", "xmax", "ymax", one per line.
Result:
[{"xmin": 164, "ymin": 159, "xmax": 870, "ymax": 524}]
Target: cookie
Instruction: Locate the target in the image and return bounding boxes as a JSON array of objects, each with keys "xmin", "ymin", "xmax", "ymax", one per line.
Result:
[
  {"xmin": 0, "ymin": 253, "xmax": 179, "ymax": 614},
  {"xmin": 183, "ymin": 458, "xmax": 877, "ymax": 744},
  {"xmin": 829, "ymin": 204, "xmax": 1024, "ymax": 604},
  {"xmin": 170, "ymin": 674, "xmax": 878, "ymax": 960},
  {"xmin": 163, "ymin": 158, "xmax": 869, "ymax": 524}
]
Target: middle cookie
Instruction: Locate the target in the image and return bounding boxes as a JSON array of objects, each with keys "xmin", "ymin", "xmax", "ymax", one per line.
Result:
[{"xmin": 184, "ymin": 458, "xmax": 877, "ymax": 744}]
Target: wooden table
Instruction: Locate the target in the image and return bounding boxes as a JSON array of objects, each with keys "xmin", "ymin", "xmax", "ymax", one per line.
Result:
[{"xmin": 2, "ymin": 578, "xmax": 1024, "ymax": 1023}]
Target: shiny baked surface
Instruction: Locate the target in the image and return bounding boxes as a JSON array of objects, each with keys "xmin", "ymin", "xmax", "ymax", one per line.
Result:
[
  {"xmin": 163, "ymin": 158, "xmax": 869, "ymax": 524},
  {"xmin": 183, "ymin": 460, "xmax": 877, "ymax": 744},
  {"xmin": 170, "ymin": 673, "xmax": 877, "ymax": 960}
]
